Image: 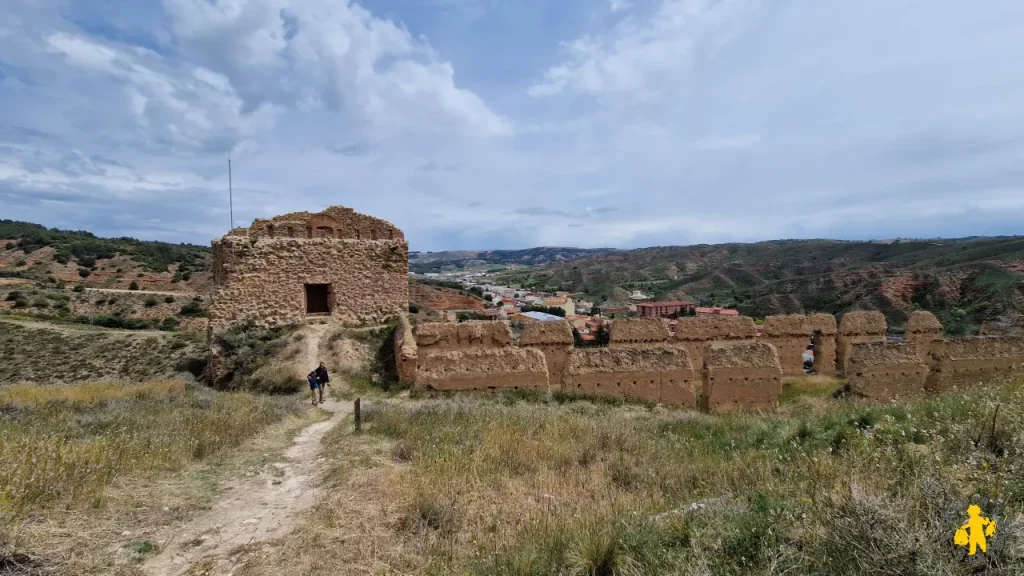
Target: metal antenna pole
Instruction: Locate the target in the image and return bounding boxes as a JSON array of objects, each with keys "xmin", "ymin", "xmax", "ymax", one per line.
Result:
[{"xmin": 228, "ymin": 156, "xmax": 234, "ymax": 232}]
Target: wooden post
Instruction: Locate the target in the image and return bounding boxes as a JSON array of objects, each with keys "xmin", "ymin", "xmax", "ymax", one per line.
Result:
[{"xmin": 354, "ymin": 397, "xmax": 362, "ymax": 432}]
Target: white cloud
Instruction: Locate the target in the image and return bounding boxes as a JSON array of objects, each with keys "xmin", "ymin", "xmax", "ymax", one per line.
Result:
[{"xmin": 609, "ymin": 0, "xmax": 633, "ymax": 14}]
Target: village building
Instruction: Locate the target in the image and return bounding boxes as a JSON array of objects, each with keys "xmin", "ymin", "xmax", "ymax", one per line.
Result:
[{"xmin": 635, "ymin": 301, "xmax": 695, "ymax": 317}]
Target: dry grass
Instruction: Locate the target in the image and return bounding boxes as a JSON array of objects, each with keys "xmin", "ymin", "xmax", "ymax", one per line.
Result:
[
  {"xmin": 0, "ymin": 379, "xmax": 186, "ymax": 407},
  {"xmin": 242, "ymin": 377, "xmax": 1024, "ymax": 575}
]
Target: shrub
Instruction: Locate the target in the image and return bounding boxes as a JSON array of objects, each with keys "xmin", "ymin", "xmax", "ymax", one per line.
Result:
[
  {"xmin": 211, "ymin": 322, "xmax": 299, "ymax": 391},
  {"xmin": 12, "ymin": 298, "xmax": 28, "ymax": 309},
  {"xmin": 4, "ymin": 241, "xmax": 14, "ymax": 250},
  {"xmin": 144, "ymin": 297, "xmax": 158, "ymax": 308},
  {"xmin": 128, "ymin": 281, "xmax": 139, "ymax": 291},
  {"xmin": 408, "ymin": 304, "xmax": 419, "ymax": 314},
  {"xmin": 5, "ymin": 291, "xmax": 21, "ymax": 301},
  {"xmin": 159, "ymin": 317, "xmax": 180, "ymax": 331},
  {"xmin": 73, "ymin": 284, "xmax": 85, "ymax": 293},
  {"xmin": 78, "ymin": 268, "xmax": 91, "ymax": 278},
  {"xmin": 181, "ymin": 271, "xmax": 191, "ymax": 281},
  {"xmin": 31, "ymin": 298, "xmax": 49, "ymax": 308},
  {"xmin": 179, "ymin": 300, "xmax": 207, "ymax": 317},
  {"xmin": 78, "ymin": 256, "xmax": 96, "ymax": 268},
  {"xmin": 164, "ymin": 296, "xmax": 176, "ymax": 304},
  {"xmin": 14, "ymin": 259, "xmax": 26, "ymax": 267}
]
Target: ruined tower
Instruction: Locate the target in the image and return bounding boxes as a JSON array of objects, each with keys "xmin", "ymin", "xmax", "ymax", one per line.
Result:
[{"xmin": 209, "ymin": 206, "xmax": 409, "ymax": 333}]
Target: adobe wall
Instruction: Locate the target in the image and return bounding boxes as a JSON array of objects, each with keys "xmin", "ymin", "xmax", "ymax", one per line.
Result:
[
  {"xmin": 847, "ymin": 342, "xmax": 928, "ymax": 400},
  {"xmin": 701, "ymin": 341, "xmax": 783, "ymax": 414},
  {"xmin": 394, "ymin": 314, "xmax": 418, "ymax": 385},
  {"xmin": 413, "ymin": 321, "xmax": 514, "ymax": 353},
  {"xmin": 926, "ymin": 337, "xmax": 1024, "ymax": 393},
  {"xmin": 520, "ymin": 320, "xmax": 574, "ymax": 389},
  {"xmin": 762, "ymin": 314, "xmax": 838, "ymax": 376},
  {"xmin": 414, "ymin": 348, "xmax": 549, "ymax": 391},
  {"xmin": 904, "ymin": 311, "xmax": 944, "ymax": 359},
  {"xmin": 836, "ymin": 311, "xmax": 887, "ymax": 376},
  {"xmin": 609, "ymin": 318, "xmax": 670, "ymax": 348},
  {"xmin": 674, "ymin": 315, "xmax": 758, "ymax": 373},
  {"xmin": 565, "ymin": 345, "xmax": 696, "ymax": 406}
]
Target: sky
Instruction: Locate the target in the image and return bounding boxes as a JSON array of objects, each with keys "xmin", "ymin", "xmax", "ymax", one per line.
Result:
[{"xmin": 2, "ymin": 0, "xmax": 1024, "ymax": 251}]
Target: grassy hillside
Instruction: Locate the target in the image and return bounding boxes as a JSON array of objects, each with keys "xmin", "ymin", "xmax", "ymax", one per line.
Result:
[
  {"xmin": 494, "ymin": 237, "xmax": 1024, "ymax": 333},
  {"xmin": 0, "ymin": 220, "xmax": 213, "ymax": 292}
]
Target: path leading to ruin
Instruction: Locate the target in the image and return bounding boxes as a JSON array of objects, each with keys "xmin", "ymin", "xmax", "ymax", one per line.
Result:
[{"xmin": 143, "ymin": 324, "xmax": 348, "ymax": 576}]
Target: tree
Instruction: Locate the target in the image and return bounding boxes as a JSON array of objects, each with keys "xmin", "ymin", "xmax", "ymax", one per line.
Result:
[
  {"xmin": 484, "ymin": 294, "xmax": 493, "ymax": 302},
  {"xmin": 128, "ymin": 281, "xmax": 139, "ymax": 290},
  {"xmin": 594, "ymin": 324, "xmax": 611, "ymax": 346},
  {"xmin": 572, "ymin": 327, "xmax": 585, "ymax": 347},
  {"xmin": 590, "ymin": 306, "xmax": 601, "ymax": 316}
]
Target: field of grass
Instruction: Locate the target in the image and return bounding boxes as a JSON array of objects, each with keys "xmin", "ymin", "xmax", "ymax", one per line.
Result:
[
  {"xmin": 0, "ymin": 320, "xmax": 207, "ymax": 384},
  {"xmin": 241, "ymin": 376, "xmax": 1024, "ymax": 575},
  {"xmin": 0, "ymin": 378, "xmax": 310, "ymax": 573}
]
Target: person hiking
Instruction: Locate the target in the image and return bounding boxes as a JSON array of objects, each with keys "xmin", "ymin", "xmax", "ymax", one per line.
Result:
[
  {"xmin": 307, "ymin": 371, "xmax": 319, "ymax": 406},
  {"xmin": 315, "ymin": 362, "xmax": 329, "ymax": 404}
]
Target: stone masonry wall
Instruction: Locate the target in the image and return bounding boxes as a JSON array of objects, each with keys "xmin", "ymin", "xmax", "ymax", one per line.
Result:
[
  {"xmin": 905, "ymin": 311, "xmax": 944, "ymax": 360},
  {"xmin": 836, "ymin": 311, "xmax": 887, "ymax": 376},
  {"xmin": 847, "ymin": 342, "xmax": 928, "ymax": 400},
  {"xmin": 701, "ymin": 341, "xmax": 783, "ymax": 414},
  {"xmin": 245, "ymin": 206, "xmax": 405, "ymax": 241},
  {"xmin": 565, "ymin": 345, "xmax": 696, "ymax": 406},
  {"xmin": 414, "ymin": 322, "xmax": 514, "ymax": 353},
  {"xmin": 609, "ymin": 318, "xmax": 670, "ymax": 348},
  {"xmin": 209, "ymin": 236, "xmax": 408, "ymax": 332}
]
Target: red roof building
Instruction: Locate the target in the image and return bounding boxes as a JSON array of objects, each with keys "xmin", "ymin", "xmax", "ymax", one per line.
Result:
[
  {"xmin": 695, "ymin": 306, "xmax": 740, "ymax": 316},
  {"xmin": 635, "ymin": 301, "xmax": 695, "ymax": 318}
]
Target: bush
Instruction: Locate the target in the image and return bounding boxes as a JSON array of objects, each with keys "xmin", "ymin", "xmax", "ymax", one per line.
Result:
[
  {"xmin": 159, "ymin": 317, "xmax": 180, "ymax": 331},
  {"xmin": 4, "ymin": 241, "xmax": 14, "ymax": 250},
  {"xmin": 128, "ymin": 281, "xmax": 139, "ymax": 291},
  {"xmin": 78, "ymin": 256, "xmax": 96, "ymax": 268},
  {"xmin": 31, "ymin": 298, "xmax": 49, "ymax": 308},
  {"xmin": 144, "ymin": 297, "xmax": 158, "ymax": 308},
  {"xmin": 179, "ymin": 300, "xmax": 207, "ymax": 317},
  {"xmin": 408, "ymin": 304, "xmax": 419, "ymax": 314},
  {"xmin": 78, "ymin": 268, "xmax": 91, "ymax": 278},
  {"xmin": 181, "ymin": 271, "xmax": 191, "ymax": 281},
  {"xmin": 73, "ymin": 284, "xmax": 85, "ymax": 293},
  {"xmin": 164, "ymin": 296, "xmax": 176, "ymax": 304},
  {"xmin": 14, "ymin": 259, "xmax": 26, "ymax": 267},
  {"xmin": 12, "ymin": 298, "xmax": 28, "ymax": 309},
  {"xmin": 211, "ymin": 322, "xmax": 299, "ymax": 391},
  {"xmin": 5, "ymin": 291, "xmax": 22, "ymax": 301}
]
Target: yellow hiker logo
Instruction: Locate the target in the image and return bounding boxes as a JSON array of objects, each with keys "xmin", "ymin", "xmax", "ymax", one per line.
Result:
[{"xmin": 954, "ymin": 505, "xmax": 996, "ymax": 556}]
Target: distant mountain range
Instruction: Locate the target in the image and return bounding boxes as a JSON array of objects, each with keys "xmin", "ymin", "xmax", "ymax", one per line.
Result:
[{"xmin": 408, "ymin": 247, "xmax": 618, "ymax": 273}]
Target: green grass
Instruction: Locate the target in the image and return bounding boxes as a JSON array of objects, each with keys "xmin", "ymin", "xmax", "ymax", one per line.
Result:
[{"xmin": 354, "ymin": 378, "xmax": 1024, "ymax": 574}]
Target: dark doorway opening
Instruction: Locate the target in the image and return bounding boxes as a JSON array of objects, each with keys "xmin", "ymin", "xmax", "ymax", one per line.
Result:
[{"xmin": 305, "ymin": 284, "xmax": 331, "ymax": 314}]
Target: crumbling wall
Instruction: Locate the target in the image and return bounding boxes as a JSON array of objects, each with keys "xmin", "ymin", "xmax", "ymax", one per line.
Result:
[
  {"xmin": 847, "ymin": 342, "xmax": 928, "ymax": 400},
  {"xmin": 413, "ymin": 321, "xmax": 514, "ymax": 352},
  {"xmin": 245, "ymin": 206, "xmax": 405, "ymax": 241},
  {"xmin": 565, "ymin": 345, "xmax": 696, "ymax": 406},
  {"xmin": 414, "ymin": 348, "xmax": 549, "ymax": 391},
  {"xmin": 701, "ymin": 341, "xmax": 782, "ymax": 413},
  {"xmin": 520, "ymin": 320, "xmax": 574, "ymax": 388},
  {"xmin": 836, "ymin": 311, "xmax": 887, "ymax": 375},
  {"xmin": 209, "ymin": 236, "xmax": 408, "ymax": 333},
  {"xmin": 610, "ymin": 318, "xmax": 670, "ymax": 348},
  {"xmin": 394, "ymin": 314, "xmax": 417, "ymax": 385},
  {"xmin": 674, "ymin": 315, "xmax": 758, "ymax": 372},
  {"xmin": 762, "ymin": 314, "xmax": 838, "ymax": 376},
  {"xmin": 905, "ymin": 311, "xmax": 943, "ymax": 359},
  {"xmin": 926, "ymin": 337, "xmax": 1024, "ymax": 393}
]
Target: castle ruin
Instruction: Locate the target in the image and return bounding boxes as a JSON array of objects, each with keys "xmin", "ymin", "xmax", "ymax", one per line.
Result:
[{"xmin": 209, "ymin": 206, "xmax": 409, "ymax": 333}]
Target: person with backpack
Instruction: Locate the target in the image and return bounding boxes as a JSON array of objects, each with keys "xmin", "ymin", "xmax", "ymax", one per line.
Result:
[
  {"xmin": 307, "ymin": 371, "xmax": 319, "ymax": 406},
  {"xmin": 315, "ymin": 362, "xmax": 329, "ymax": 404}
]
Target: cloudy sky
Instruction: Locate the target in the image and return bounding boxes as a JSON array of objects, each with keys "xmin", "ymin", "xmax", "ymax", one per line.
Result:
[{"xmin": 2, "ymin": 0, "xmax": 1023, "ymax": 250}]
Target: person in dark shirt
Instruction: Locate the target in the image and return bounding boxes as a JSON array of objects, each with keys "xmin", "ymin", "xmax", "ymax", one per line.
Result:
[
  {"xmin": 315, "ymin": 362, "xmax": 329, "ymax": 404},
  {"xmin": 307, "ymin": 371, "xmax": 319, "ymax": 406}
]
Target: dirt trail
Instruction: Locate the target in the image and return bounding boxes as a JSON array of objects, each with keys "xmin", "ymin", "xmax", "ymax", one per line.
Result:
[
  {"xmin": 143, "ymin": 324, "xmax": 347, "ymax": 576},
  {"xmin": 0, "ymin": 317, "xmax": 170, "ymax": 337}
]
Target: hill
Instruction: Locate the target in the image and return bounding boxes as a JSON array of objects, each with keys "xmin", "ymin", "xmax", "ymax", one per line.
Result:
[
  {"xmin": 409, "ymin": 246, "xmax": 617, "ymax": 273},
  {"xmin": 0, "ymin": 220, "xmax": 213, "ymax": 292},
  {"xmin": 493, "ymin": 237, "xmax": 1024, "ymax": 334}
]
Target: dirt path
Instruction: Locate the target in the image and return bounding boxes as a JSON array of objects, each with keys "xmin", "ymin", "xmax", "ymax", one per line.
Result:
[
  {"xmin": 84, "ymin": 287, "xmax": 197, "ymax": 297},
  {"xmin": 143, "ymin": 324, "xmax": 347, "ymax": 576},
  {"xmin": 0, "ymin": 317, "xmax": 170, "ymax": 337}
]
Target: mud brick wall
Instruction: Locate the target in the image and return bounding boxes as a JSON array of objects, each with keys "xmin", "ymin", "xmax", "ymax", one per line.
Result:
[
  {"xmin": 565, "ymin": 345, "xmax": 696, "ymax": 406},
  {"xmin": 609, "ymin": 318, "xmax": 670, "ymax": 348},
  {"xmin": 847, "ymin": 342, "xmax": 928, "ymax": 400},
  {"xmin": 905, "ymin": 311, "xmax": 944, "ymax": 359},
  {"xmin": 414, "ymin": 321, "xmax": 514, "ymax": 353},
  {"xmin": 520, "ymin": 320, "xmax": 574, "ymax": 388},
  {"xmin": 926, "ymin": 337, "xmax": 1024, "ymax": 393},
  {"xmin": 762, "ymin": 314, "xmax": 838, "ymax": 376},
  {"xmin": 674, "ymin": 315, "xmax": 758, "ymax": 374},
  {"xmin": 701, "ymin": 341, "xmax": 783, "ymax": 414},
  {"xmin": 414, "ymin": 348, "xmax": 549, "ymax": 391},
  {"xmin": 394, "ymin": 314, "xmax": 418, "ymax": 385},
  {"xmin": 836, "ymin": 311, "xmax": 887, "ymax": 376}
]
